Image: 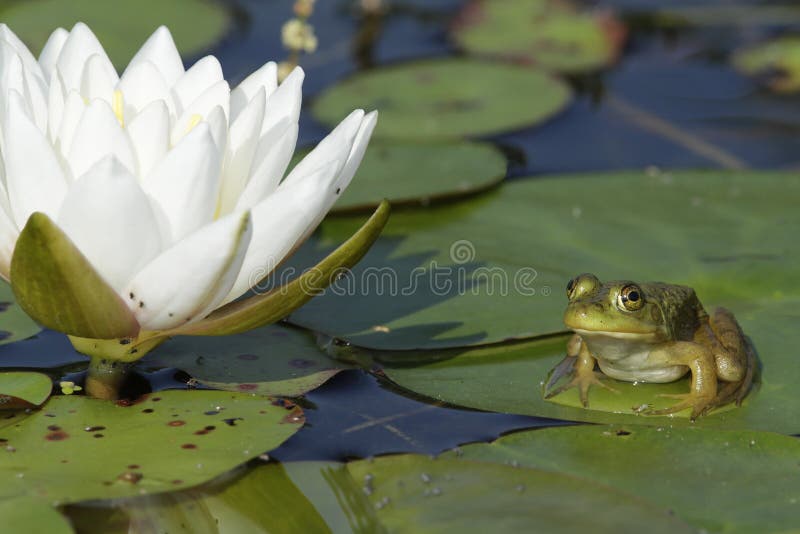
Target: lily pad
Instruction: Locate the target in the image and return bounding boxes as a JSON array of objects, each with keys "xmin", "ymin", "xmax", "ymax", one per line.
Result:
[
  {"xmin": 311, "ymin": 58, "xmax": 571, "ymax": 140},
  {"xmin": 0, "ymin": 498, "xmax": 74, "ymax": 534},
  {"xmin": 0, "ymin": 371, "xmax": 52, "ymax": 409},
  {"xmin": 0, "ymin": 282, "xmax": 41, "ymax": 346},
  {"xmin": 449, "ymin": 425, "xmax": 800, "ymax": 533},
  {"xmin": 452, "ymin": 0, "xmax": 626, "ymax": 73},
  {"xmin": 293, "ymin": 141, "xmax": 508, "ymax": 214},
  {"xmin": 287, "ymin": 171, "xmax": 800, "ymax": 351},
  {"xmin": 143, "ymin": 324, "xmax": 350, "ymax": 397},
  {"xmin": 0, "ymin": 390, "xmax": 303, "ymax": 507},
  {"xmin": 0, "ymin": 0, "xmax": 230, "ymax": 68},
  {"xmin": 733, "ymin": 36, "xmax": 800, "ymax": 93},
  {"xmin": 67, "ymin": 458, "xmax": 693, "ymax": 533}
]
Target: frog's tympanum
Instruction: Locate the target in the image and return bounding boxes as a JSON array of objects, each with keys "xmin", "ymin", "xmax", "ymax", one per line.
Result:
[{"xmin": 545, "ymin": 273, "xmax": 755, "ymax": 419}]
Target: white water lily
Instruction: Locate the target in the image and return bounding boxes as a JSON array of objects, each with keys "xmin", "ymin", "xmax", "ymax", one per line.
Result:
[{"xmin": 0, "ymin": 22, "xmax": 377, "ymax": 333}]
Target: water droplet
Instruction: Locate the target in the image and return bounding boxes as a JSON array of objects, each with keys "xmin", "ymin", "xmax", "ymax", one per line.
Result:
[
  {"xmin": 431, "ymin": 487, "xmax": 442, "ymax": 496},
  {"xmin": 420, "ymin": 473, "xmax": 431, "ymax": 484},
  {"xmin": 516, "ymin": 484, "xmax": 526, "ymax": 493}
]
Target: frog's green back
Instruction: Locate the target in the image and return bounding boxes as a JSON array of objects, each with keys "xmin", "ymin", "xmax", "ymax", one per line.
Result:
[{"xmin": 641, "ymin": 282, "xmax": 705, "ymax": 341}]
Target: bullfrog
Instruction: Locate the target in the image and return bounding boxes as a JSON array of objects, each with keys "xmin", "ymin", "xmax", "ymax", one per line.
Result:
[{"xmin": 545, "ymin": 273, "xmax": 755, "ymax": 419}]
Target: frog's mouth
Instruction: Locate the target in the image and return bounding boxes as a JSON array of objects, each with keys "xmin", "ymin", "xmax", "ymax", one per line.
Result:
[{"xmin": 570, "ymin": 328, "xmax": 660, "ymax": 342}]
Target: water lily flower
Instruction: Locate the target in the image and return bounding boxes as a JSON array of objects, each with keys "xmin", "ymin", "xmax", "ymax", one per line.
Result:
[{"xmin": 0, "ymin": 23, "xmax": 389, "ymax": 397}]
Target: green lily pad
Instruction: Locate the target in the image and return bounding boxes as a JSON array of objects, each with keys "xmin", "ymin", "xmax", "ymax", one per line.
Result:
[
  {"xmin": 448, "ymin": 425, "xmax": 800, "ymax": 533},
  {"xmin": 287, "ymin": 171, "xmax": 800, "ymax": 351},
  {"xmin": 0, "ymin": 0, "xmax": 230, "ymax": 68},
  {"xmin": 294, "ymin": 141, "xmax": 508, "ymax": 214},
  {"xmin": 452, "ymin": 0, "xmax": 626, "ymax": 73},
  {"xmin": 311, "ymin": 58, "xmax": 571, "ymax": 140},
  {"xmin": 0, "ymin": 282, "xmax": 41, "ymax": 346},
  {"xmin": 0, "ymin": 498, "xmax": 74, "ymax": 534},
  {"xmin": 0, "ymin": 390, "xmax": 303, "ymax": 507},
  {"xmin": 143, "ymin": 324, "xmax": 349, "ymax": 397},
  {"xmin": 733, "ymin": 36, "xmax": 800, "ymax": 93},
  {"xmin": 0, "ymin": 372, "xmax": 52, "ymax": 409},
  {"xmin": 67, "ymin": 458, "xmax": 693, "ymax": 533}
]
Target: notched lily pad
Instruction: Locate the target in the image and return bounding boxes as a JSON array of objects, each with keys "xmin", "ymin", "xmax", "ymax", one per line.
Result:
[
  {"xmin": 294, "ymin": 141, "xmax": 508, "ymax": 214},
  {"xmin": 312, "ymin": 58, "xmax": 571, "ymax": 140},
  {"xmin": 0, "ymin": 281, "xmax": 41, "ymax": 346},
  {"xmin": 450, "ymin": 425, "xmax": 800, "ymax": 533},
  {"xmin": 144, "ymin": 324, "xmax": 349, "ymax": 397},
  {"xmin": 0, "ymin": 0, "xmax": 230, "ymax": 68},
  {"xmin": 0, "ymin": 390, "xmax": 303, "ymax": 507},
  {"xmin": 732, "ymin": 36, "xmax": 800, "ymax": 93},
  {"xmin": 0, "ymin": 371, "xmax": 52, "ymax": 409},
  {"xmin": 452, "ymin": 0, "xmax": 626, "ymax": 73}
]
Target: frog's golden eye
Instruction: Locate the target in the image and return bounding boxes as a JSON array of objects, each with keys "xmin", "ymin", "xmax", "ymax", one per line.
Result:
[
  {"xmin": 566, "ymin": 273, "xmax": 600, "ymax": 301},
  {"xmin": 618, "ymin": 284, "xmax": 645, "ymax": 311}
]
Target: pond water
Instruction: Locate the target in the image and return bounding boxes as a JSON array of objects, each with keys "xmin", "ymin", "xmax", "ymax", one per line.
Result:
[{"xmin": 2, "ymin": 0, "xmax": 800, "ymax": 531}]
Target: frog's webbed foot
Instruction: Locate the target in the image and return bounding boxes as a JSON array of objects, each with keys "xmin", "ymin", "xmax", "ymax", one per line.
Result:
[
  {"xmin": 544, "ymin": 356, "xmax": 618, "ymax": 408},
  {"xmin": 642, "ymin": 392, "xmax": 714, "ymax": 421}
]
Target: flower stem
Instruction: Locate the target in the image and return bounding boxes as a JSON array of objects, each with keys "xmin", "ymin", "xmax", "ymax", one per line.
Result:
[{"xmin": 85, "ymin": 357, "xmax": 131, "ymax": 400}]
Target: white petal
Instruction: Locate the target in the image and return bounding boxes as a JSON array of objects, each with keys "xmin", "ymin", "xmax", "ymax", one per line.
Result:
[
  {"xmin": 170, "ymin": 80, "xmax": 229, "ymax": 146},
  {"xmin": 22, "ymin": 65, "xmax": 48, "ymax": 132},
  {"xmin": 57, "ymin": 23, "xmax": 117, "ymax": 92},
  {"xmin": 38, "ymin": 27, "xmax": 69, "ymax": 79},
  {"xmin": 261, "ymin": 66, "xmax": 303, "ymax": 136},
  {"xmin": 0, "ymin": 181, "xmax": 18, "ymax": 281},
  {"xmin": 46, "ymin": 71, "xmax": 65, "ymax": 143},
  {"xmin": 171, "ymin": 55, "xmax": 223, "ymax": 116},
  {"xmin": 217, "ymin": 88, "xmax": 265, "ymax": 216},
  {"xmin": 127, "ymin": 100, "xmax": 169, "ymax": 180},
  {"xmin": 284, "ymin": 109, "xmax": 364, "ymax": 185},
  {"xmin": 68, "ymin": 99, "xmax": 136, "ymax": 178},
  {"xmin": 80, "ymin": 53, "xmax": 117, "ymax": 103},
  {"xmin": 230, "ymin": 61, "xmax": 276, "ymax": 121},
  {"xmin": 0, "ymin": 24, "xmax": 44, "ymax": 79},
  {"xmin": 3, "ymin": 91, "xmax": 68, "ymax": 227},
  {"xmin": 55, "ymin": 90, "xmax": 85, "ymax": 161},
  {"xmin": 144, "ymin": 123, "xmax": 221, "ymax": 240},
  {"xmin": 234, "ymin": 119, "xmax": 297, "ymax": 212},
  {"xmin": 206, "ymin": 105, "xmax": 228, "ymax": 155},
  {"xmin": 334, "ymin": 110, "xmax": 378, "ymax": 196},
  {"xmin": 221, "ymin": 162, "xmax": 338, "ymax": 304},
  {"xmin": 117, "ymin": 60, "xmax": 173, "ymax": 119},
  {"xmin": 124, "ymin": 26, "xmax": 184, "ymax": 87},
  {"xmin": 0, "ymin": 42, "xmax": 25, "ymax": 106},
  {"xmin": 124, "ymin": 211, "xmax": 252, "ymax": 330},
  {"xmin": 57, "ymin": 156, "xmax": 163, "ymax": 291}
]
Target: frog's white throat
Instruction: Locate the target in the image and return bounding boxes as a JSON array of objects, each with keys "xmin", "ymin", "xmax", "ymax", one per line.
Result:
[{"xmin": 573, "ymin": 329, "xmax": 687, "ymax": 383}]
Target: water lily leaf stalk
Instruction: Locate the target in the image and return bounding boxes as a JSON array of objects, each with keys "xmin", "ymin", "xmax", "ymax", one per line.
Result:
[{"xmin": 12, "ymin": 201, "xmax": 389, "ymax": 399}]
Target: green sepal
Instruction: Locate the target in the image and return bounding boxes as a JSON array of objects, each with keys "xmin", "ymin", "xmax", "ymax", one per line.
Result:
[
  {"xmin": 177, "ymin": 200, "xmax": 391, "ymax": 336},
  {"xmin": 10, "ymin": 212, "xmax": 140, "ymax": 339}
]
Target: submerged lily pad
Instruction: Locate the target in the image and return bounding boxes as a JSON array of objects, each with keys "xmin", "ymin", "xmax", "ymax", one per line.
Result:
[
  {"xmin": 0, "ymin": 282, "xmax": 41, "ymax": 346},
  {"xmin": 144, "ymin": 324, "xmax": 349, "ymax": 397},
  {"xmin": 452, "ymin": 0, "xmax": 626, "ymax": 73},
  {"xmin": 312, "ymin": 58, "xmax": 571, "ymax": 140},
  {"xmin": 0, "ymin": 499, "xmax": 73, "ymax": 534},
  {"xmin": 0, "ymin": 371, "xmax": 52, "ymax": 409},
  {"xmin": 287, "ymin": 171, "xmax": 800, "ymax": 351},
  {"xmin": 449, "ymin": 425, "xmax": 800, "ymax": 533},
  {"xmin": 0, "ymin": 0, "xmax": 230, "ymax": 68},
  {"xmin": 0, "ymin": 390, "xmax": 303, "ymax": 508},
  {"xmin": 294, "ymin": 141, "xmax": 508, "ymax": 214},
  {"xmin": 68, "ymin": 457, "xmax": 693, "ymax": 533},
  {"xmin": 733, "ymin": 36, "xmax": 800, "ymax": 93}
]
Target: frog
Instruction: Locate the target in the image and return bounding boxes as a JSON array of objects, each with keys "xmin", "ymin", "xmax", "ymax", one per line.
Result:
[{"xmin": 544, "ymin": 273, "xmax": 755, "ymax": 419}]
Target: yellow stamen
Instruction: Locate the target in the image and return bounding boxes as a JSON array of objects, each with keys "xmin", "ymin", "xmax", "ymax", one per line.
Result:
[
  {"xmin": 112, "ymin": 90, "xmax": 125, "ymax": 127},
  {"xmin": 185, "ymin": 114, "xmax": 203, "ymax": 135}
]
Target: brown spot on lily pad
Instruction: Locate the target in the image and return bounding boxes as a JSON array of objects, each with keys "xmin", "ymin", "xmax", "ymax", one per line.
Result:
[
  {"xmin": 289, "ymin": 358, "xmax": 318, "ymax": 369},
  {"xmin": 237, "ymin": 384, "xmax": 258, "ymax": 391},
  {"xmin": 181, "ymin": 443, "xmax": 197, "ymax": 449},
  {"xmin": 281, "ymin": 407, "xmax": 305, "ymax": 425},
  {"xmin": 118, "ymin": 471, "xmax": 143, "ymax": 484},
  {"xmin": 168, "ymin": 420, "xmax": 186, "ymax": 427},
  {"xmin": 45, "ymin": 431, "xmax": 69, "ymax": 441}
]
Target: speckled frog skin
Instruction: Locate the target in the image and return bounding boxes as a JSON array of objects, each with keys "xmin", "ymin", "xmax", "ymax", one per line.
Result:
[{"xmin": 545, "ymin": 273, "xmax": 755, "ymax": 419}]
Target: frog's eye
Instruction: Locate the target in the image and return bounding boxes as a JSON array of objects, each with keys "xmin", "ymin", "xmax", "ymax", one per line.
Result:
[
  {"xmin": 567, "ymin": 273, "xmax": 600, "ymax": 301},
  {"xmin": 618, "ymin": 284, "xmax": 645, "ymax": 311}
]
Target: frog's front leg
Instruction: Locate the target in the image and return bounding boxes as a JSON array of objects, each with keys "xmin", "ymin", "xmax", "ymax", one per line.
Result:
[
  {"xmin": 642, "ymin": 342, "xmax": 717, "ymax": 420},
  {"xmin": 545, "ymin": 334, "xmax": 617, "ymax": 407}
]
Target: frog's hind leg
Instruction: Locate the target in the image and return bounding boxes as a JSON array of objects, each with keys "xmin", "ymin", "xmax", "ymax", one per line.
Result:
[{"xmin": 702, "ymin": 308, "xmax": 755, "ymax": 413}]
